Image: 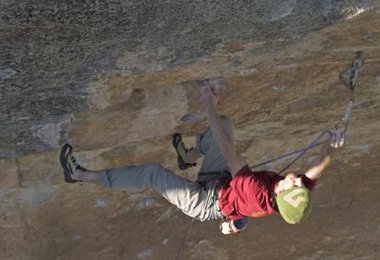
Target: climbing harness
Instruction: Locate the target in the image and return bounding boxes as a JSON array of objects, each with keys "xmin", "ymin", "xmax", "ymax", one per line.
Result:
[{"xmin": 251, "ymin": 52, "xmax": 364, "ymax": 174}]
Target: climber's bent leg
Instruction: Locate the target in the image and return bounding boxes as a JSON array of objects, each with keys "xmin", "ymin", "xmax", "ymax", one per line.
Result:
[{"xmin": 195, "ymin": 116, "xmax": 234, "ymax": 182}]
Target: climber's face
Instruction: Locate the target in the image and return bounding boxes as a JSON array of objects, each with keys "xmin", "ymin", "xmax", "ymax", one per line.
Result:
[{"xmin": 275, "ymin": 173, "xmax": 304, "ymax": 194}]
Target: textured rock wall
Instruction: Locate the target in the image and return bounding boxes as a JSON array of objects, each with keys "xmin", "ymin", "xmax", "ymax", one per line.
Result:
[
  {"xmin": 1, "ymin": 1, "xmax": 380, "ymax": 259},
  {"xmin": 0, "ymin": 0, "xmax": 373, "ymax": 156}
]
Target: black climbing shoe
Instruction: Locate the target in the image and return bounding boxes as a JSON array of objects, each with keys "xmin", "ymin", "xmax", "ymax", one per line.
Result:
[
  {"xmin": 172, "ymin": 133, "xmax": 196, "ymax": 170},
  {"xmin": 59, "ymin": 143, "xmax": 85, "ymax": 183}
]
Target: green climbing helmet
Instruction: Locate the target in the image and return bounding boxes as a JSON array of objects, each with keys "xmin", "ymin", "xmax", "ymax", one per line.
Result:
[{"xmin": 276, "ymin": 187, "xmax": 312, "ymax": 224}]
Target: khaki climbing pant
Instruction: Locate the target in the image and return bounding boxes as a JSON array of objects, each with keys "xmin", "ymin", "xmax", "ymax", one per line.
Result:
[{"xmin": 99, "ymin": 116, "xmax": 233, "ymax": 221}]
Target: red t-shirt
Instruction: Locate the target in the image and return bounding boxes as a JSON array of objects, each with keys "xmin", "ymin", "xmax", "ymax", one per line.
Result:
[{"xmin": 218, "ymin": 165, "xmax": 316, "ymax": 220}]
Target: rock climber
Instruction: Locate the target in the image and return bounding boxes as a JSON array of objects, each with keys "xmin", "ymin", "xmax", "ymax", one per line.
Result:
[{"xmin": 60, "ymin": 80, "xmax": 344, "ymax": 235}]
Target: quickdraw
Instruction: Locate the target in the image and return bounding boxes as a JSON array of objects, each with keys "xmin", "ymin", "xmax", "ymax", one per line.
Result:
[
  {"xmin": 251, "ymin": 53, "xmax": 365, "ymax": 174},
  {"xmin": 337, "ymin": 51, "xmax": 364, "ymax": 136}
]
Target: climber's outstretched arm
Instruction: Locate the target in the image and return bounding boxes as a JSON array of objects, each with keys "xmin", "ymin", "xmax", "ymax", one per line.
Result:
[
  {"xmin": 200, "ymin": 83, "xmax": 246, "ymax": 177},
  {"xmin": 304, "ymin": 143, "xmax": 332, "ymax": 180}
]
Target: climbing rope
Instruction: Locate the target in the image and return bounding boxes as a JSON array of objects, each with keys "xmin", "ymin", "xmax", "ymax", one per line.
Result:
[
  {"xmin": 251, "ymin": 52, "xmax": 364, "ymax": 174},
  {"xmin": 251, "ymin": 130, "xmax": 333, "ymax": 173}
]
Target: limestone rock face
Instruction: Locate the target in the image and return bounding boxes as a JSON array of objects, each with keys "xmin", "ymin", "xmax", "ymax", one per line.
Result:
[{"xmin": 1, "ymin": 1, "xmax": 380, "ymax": 259}]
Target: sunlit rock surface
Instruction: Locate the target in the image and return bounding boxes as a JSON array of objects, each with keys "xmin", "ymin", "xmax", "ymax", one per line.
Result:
[{"xmin": 1, "ymin": 1, "xmax": 380, "ymax": 259}]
